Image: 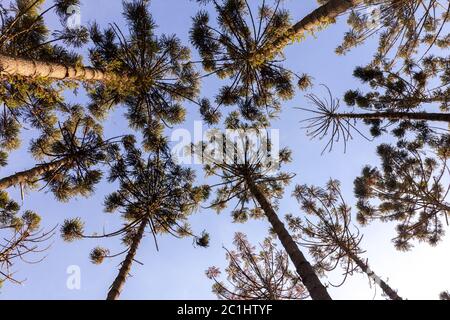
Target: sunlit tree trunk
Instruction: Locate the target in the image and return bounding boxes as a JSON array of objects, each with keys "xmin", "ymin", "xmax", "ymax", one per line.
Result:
[
  {"xmin": 0, "ymin": 54, "xmax": 119, "ymax": 82},
  {"xmin": 345, "ymin": 250, "xmax": 402, "ymax": 300},
  {"xmin": 252, "ymin": 0, "xmax": 363, "ymax": 62},
  {"xmin": 245, "ymin": 178, "xmax": 332, "ymax": 300},
  {"xmin": 0, "ymin": 158, "xmax": 70, "ymax": 190},
  {"xmin": 106, "ymin": 218, "xmax": 147, "ymax": 300}
]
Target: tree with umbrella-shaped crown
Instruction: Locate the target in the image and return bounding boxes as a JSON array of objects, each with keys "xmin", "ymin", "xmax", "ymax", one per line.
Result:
[{"xmin": 61, "ymin": 136, "xmax": 210, "ymax": 300}]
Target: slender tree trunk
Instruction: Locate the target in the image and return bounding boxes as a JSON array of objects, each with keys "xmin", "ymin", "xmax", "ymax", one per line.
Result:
[
  {"xmin": 252, "ymin": 0, "xmax": 363, "ymax": 62},
  {"xmin": 0, "ymin": 158, "xmax": 70, "ymax": 190},
  {"xmin": 345, "ymin": 250, "xmax": 403, "ymax": 300},
  {"xmin": 106, "ymin": 218, "xmax": 147, "ymax": 300},
  {"xmin": 0, "ymin": 54, "xmax": 119, "ymax": 82},
  {"xmin": 337, "ymin": 111, "xmax": 450, "ymax": 122},
  {"xmin": 245, "ymin": 178, "xmax": 332, "ymax": 300}
]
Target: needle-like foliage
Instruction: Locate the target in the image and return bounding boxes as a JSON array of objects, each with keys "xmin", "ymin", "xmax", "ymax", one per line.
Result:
[
  {"xmin": 206, "ymin": 232, "xmax": 307, "ymax": 300},
  {"xmin": 0, "ymin": 105, "xmax": 113, "ymax": 201},
  {"xmin": 354, "ymin": 138, "xmax": 450, "ymax": 250},
  {"xmin": 191, "ymin": 0, "xmax": 308, "ymax": 124},
  {"xmin": 0, "ymin": 0, "xmax": 89, "ymax": 164},
  {"xmin": 192, "ymin": 119, "xmax": 331, "ymax": 300},
  {"xmin": 87, "ymin": 0, "xmax": 200, "ymax": 150},
  {"xmin": 335, "ymin": 0, "xmax": 450, "ymax": 66},
  {"xmin": 61, "ymin": 136, "xmax": 210, "ymax": 299},
  {"xmin": 194, "ymin": 119, "xmax": 292, "ymax": 221}
]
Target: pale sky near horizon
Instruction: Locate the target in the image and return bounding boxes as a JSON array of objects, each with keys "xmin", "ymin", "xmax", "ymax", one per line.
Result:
[{"xmin": 1, "ymin": 0, "xmax": 449, "ymax": 300}]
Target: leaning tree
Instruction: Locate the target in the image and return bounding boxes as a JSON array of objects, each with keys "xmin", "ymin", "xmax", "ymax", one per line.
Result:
[
  {"xmin": 287, "ymin": 179, "xmax": 403, "ymax": 300},
  {"xmin": 300, "ymin": 59, "xmax": 450, "ymax": 152},
  {"xmin": 190, "ymin": 0, "xmax": 447, "ymax": 124},
  {"xmin": 0, "ymin": 0, "xmax": 91, "ymax": 164},
  {"xmin": 192, "ymin": 117, "xmax": 332, "ymax": 300},
  {"xmin": 354, "ymin": 138, "xmax": 450, "ymax": 251},
  {"xmin": 206, "ymin": 232, "xmax": 307, "ymax": 300},
  {"xmin": 0, "ymin": 190, "xmax": 53, "ymax": 287},
  {"xmin": 0, "ymin": 0, "xmax": 114, "ymax": 81},
  {"xmin": 0, "ymin": 105, "xmax": 116, "ymax": 202},
  {"xmin": 335, "ymin": 0, "xmax": 450, "ymax": 66},
  {"xmin": 61, "ymin": 136, "xmax": 210, "ymax": 300}
]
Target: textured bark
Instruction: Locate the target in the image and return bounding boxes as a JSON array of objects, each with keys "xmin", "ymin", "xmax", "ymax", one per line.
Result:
[
  {"xmin": 337, "ymin": 111, "xmax": 450, "ymax": 123},
  {"xmin": 245, "ymin": 178, "xmax": 332, "ymax": 300},
  {"xmin": 0, "ymin": 54, "xmax": 119, "ymax": 82},
  {"xmin": 252, "ymin": 0, "xmax": 363, "ymax": 61},
  {"xmin": 0, "ymin": 158, "xmax": 70, "ymax": 190},
  {"xmin": 346, "ymin": 250, "xmax": 403, "ymax": 300},
  {"xmin": 106, "ymin": 218, "xmax": 147, "ymax": 300}
]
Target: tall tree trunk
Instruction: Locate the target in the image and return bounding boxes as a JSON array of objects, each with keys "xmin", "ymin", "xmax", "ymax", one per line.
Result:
[
  {"xmin": 345, "ymin": 250, "xmax": 403, "ymax": 300},
  {"xmin": 245, "ymin": 177, "xmax": 332, "ymax": 300},
  {"xmin": 252, "ymin": 0, "xmax": 363, "ymax": 62},
  {"xmin": 106, "ymin": 218, "xmax": 147, "ymax": 300},
  {"xmin": 0, "ymin": 54, "xmax": 119, "ymax": 82},
  {"xmin": 337, "ymin": 111, "xmax": 450, "ymax": 122},
  {"xmin": 0, "ymin": 158, "xmax": 70, "ymax": 190}
]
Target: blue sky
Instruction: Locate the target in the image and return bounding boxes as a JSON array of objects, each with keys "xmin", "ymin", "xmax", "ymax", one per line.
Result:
[{"xmin": 1, "ymin": 0, "xmax": 449, "ymax": 300}]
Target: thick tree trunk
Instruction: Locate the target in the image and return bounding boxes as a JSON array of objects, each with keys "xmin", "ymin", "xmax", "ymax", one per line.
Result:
[
  {"xmin": 346, "ymin": 250, "xmax": 402, "ymax": 300},
  {"xmin": 0, "ymin": 54, "xmax": 119, "ymax": 82},
  {"xmin": 337, "ymin": 111, "xmax": 450, "ymax": 122},
  {"xmin": 106, "ymin": 218, "xmax": 147, "ymax": 300},
  {"xmin": 0, "ymin": 158, "xmax": 70, "ymax": 190},
  {"xmin": 252, "ymin": 0, "xmax": 363, "ymax": 62},
  {"xmin": 245, "ymin": 178, "xmax": 332, "ymax": 300}
]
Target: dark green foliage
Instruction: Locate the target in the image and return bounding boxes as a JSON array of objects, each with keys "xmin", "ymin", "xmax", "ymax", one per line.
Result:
[
  {"xmin": 61, "ymin": 135, "xmax": 210, "ymax": 261},
  {"xmin": 354, "ymin": 139, "xmax": 450, "ymax": 250},
  {"xmin": 344, "ymin": 58, "xmax": 450, "ymax": 139},
  {"xmin": 28, "ymin": 105, "xmax": 109, "ymax": 201},
  {"xmin": 0, "ymin": 0, "xmax": 89, "ymax": 164},
  {"xmin": 87, "ymin": 0, "xmax": 199, "ymax": 150},
  {"xmin": 190, "ymin": 0, "xmax": 305, "ymax": 124},
  {"xmin": 0, "ymin": 0, "xmax": 88, "ymax": 59},
  {"xmin": 194, "ymin": 119, "xmax": 292, "ymax": 221}
]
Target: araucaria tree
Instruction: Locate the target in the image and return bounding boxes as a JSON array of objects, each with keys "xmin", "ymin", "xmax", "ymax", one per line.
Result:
[
  {"xmin": 342, "ymin": 60, "xmax": 450, "ymax": 138},
  {"xmin": 336, "ymin": 0, "xmax": 450, "ymax": 65},
  {"xmin": 0, "ymin": 0, "xmax": 114, "ymax": 81},
  {"xmin": 61, "ymin": 136, "xmax": 210, "ymax": 300},
  {"xmin": 87, "ymin": 0, "xmax": 200, "ymax": 150},
  {"xmin": 354, "ymin": 139, "xmax": 450, "ymax": 250},
  {"xmin": 0, "ymin": 0, "xmax": 90, "ymax": 164},
  {"xmin": 287, "ymin": 179, "xmax": 403, "ymax": 300},
  {"xmin": 193, "ymin": 120, "xmax": 332, "ymax": 300},
  {"xmin": 301, "ymin": 56, "xmax": 450, "ymax": 150},
  {"xmin": 206, "ymin": 232, "xmax": 307, "ymax": 300},
  {"xmin": 0, "ymin": 191, "xmax": 53, "ymax": 287},
  {"xmin": 190, "ymin": 0, "xmax": 309, "ymax": 124},
  {"xmin": 0, "ymin": 106, "xmax": 111, "ymax": 201},
  {"xmin": 191, "ymin": 0, "xmax": 442, "ymax": 123}
]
